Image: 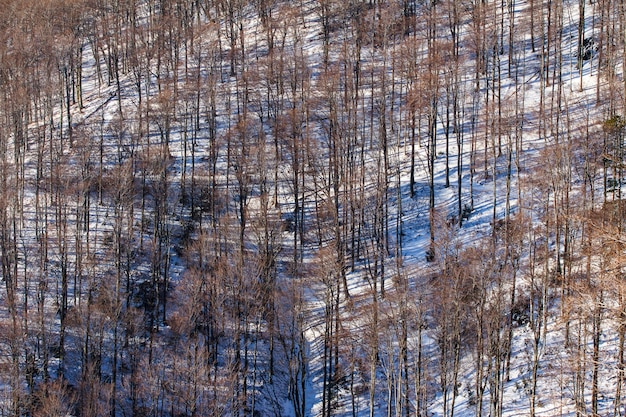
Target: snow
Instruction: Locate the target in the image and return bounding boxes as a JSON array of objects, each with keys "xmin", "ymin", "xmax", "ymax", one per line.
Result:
[{"xmin": 1, "ymin": 0, "xmax": 625, "ymax": 415}]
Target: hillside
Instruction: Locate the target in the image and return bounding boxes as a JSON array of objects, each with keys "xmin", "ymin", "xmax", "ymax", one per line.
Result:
[{"xmin": 0, "ymin": 0, "xmax": 624, "ymax": 416}]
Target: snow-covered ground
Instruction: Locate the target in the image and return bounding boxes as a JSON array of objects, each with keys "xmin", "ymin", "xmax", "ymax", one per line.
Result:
[{"xmin": 0, "ymin": 0, "xmax": 624, "ymax": 415}]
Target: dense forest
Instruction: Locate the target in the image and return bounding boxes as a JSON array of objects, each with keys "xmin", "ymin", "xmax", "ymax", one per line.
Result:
[{"xmin": 0, "ymin": 0, "xmax": 625, "ymax": 415}]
